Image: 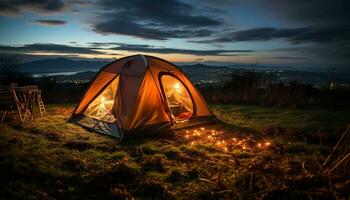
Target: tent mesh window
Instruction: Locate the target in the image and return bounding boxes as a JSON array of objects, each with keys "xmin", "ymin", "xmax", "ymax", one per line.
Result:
[
  {"xmin": 84, "ymin": 76, "xmax": 119, "ymax": 122},
  {"xmin": 161, "ymin": 75, "xmax": 193, "ymax": 121}
]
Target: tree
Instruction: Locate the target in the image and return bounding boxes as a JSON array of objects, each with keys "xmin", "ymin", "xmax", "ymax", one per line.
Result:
[{"xmin": 0, "ymin": 54, "xmax": 34, "ymax": 86}]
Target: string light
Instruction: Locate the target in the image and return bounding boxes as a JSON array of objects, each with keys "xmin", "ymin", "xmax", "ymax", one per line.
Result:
[{"xmin": 181, "ymin": 128, "xmax": 272, "ymax": 152}]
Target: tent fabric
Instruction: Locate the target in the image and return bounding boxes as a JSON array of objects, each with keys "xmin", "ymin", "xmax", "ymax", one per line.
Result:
[
  {"xmin": 161, "ymin": 75, "xmax": 194, "ymax": 121},
  {"xmin": 70, "ymin": 55, "xmax": 215, "ymax": 139},
  {"xmin": 84, "ymin": 75, "xmax": 120, "ymax": 122},
  {"xmin": 76, "ymin": 116, "xmax": 123, "ymax": 138},
  {"xmin": 74, "ymin": 71, "xmax": 117, "ymax": 114},
  {"xmin": 127, "ymin": 70, "xmax": 171, "ymax": 130}
]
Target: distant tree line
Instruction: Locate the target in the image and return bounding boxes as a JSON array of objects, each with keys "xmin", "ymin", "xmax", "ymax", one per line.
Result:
[
  {"xmin": 199, "ymin": 72, "xmax": 350, "ymax": 110},
  {"xmin": 0, "ymin": 55, "xmax": 87, "ymax": 103},
  {"xmin": 0, "ymin": 55, "xmax": 34, "ymax": 86}
]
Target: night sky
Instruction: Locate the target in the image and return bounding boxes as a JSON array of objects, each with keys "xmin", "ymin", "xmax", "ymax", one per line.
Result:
[{"xmin": 0, "ymin": 0, "xmax": 349, "ymax": 71}]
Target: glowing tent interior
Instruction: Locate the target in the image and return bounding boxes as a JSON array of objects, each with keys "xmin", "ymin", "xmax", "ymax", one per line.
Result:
[{"xmin": 70, "ymin": 55, "xmax": 216, "ymax": 139}]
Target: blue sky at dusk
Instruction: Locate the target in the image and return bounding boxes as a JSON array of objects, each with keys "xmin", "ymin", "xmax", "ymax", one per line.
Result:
[{"xmin": 0, "ymin": 0, "xmax": 349, "ymax": 71}]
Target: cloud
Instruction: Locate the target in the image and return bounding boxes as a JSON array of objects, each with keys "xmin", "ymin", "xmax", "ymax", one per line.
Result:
[
  {"xmin": 259, "ymin": 0, "xmax": 350, "ymax": 27},
  {"xmin": 109, "ymin": 43, "xmax": 253, "ymax": 56},
  {"xmin": 32, "ymin": 19, "xmax": 66, "ymax": 26},
  {"xmin": 0, "ymin": 43, "xmax": 253, "ymax": 57},
  {"xmin": 92, "ymin": 0, "xmax": 222, "ymax": 40},
  {"xmin": 0, "ymin": 0, "xmax": 65, "ymax": 15},
  {"xmin": 0, "ymin": 43, "xmax": 100, "ymax": 54},
  {"xmin": 273, "ymin": 44, "xmax": 350, "ymax": 62},
  {"xmin": 194, "ymin": 27, "xmax": 350, "ymax": 45}
]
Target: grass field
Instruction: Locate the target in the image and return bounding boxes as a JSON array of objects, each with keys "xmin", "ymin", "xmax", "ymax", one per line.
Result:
[{"xmin": 0, "ymin": 104, "xmax": 349, "ymax": 199}]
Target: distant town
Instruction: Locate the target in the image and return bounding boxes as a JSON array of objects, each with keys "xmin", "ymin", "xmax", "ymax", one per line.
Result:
[{"xmin": 19, "ymin": 57, "xmax": 350, "ymax": 89}]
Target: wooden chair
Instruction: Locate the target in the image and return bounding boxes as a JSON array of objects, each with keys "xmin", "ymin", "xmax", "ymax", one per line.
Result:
[
  {"xmin": 0, "ymin": 84, "xmax": 46, "ymax": 123},
  {"xmin": 24, "ymin": 85, "xmax": 46, "ymax": 117},
  {"xmin": 9, "ymin": 89, "xmax": 32, "ymax": 122}
]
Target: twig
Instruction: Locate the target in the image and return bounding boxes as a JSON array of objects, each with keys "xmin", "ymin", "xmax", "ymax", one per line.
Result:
[
  {"xmin": 326, "ymin": 152, "xmax": 350, "ymax": 174},
  {"xmin": 198, "ymin": 178, "xmax": 217, "ymax": 186},
  {"xmin": 323, "ymin": 125, "xmax": 350, "ymax": 167},
  {"xmin": 216, "ymin": 190, "xmax": 232, "ymax": 194},
  {"xmin": 249, "ymin": 172, "xmax": 254, "ymax": 192},
  {"xmin": 302, "ymin": 160, "xmax": 311, "ymax": 176},
  {"xmin": 262, "ymin": 175, "xmax": 271, "ymax": 189}
]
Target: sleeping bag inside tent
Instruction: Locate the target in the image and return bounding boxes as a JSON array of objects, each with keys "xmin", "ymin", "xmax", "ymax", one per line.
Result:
[{"xmin": 70, "ymin": 55, "xmax": 215, "ymax": 139}]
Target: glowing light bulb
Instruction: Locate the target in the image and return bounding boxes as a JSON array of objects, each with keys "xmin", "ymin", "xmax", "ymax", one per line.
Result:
[
  {"xmin": 200, "ymin": 127, "xmax": 205, "ymax": 131},
  {"xmin": 174, "ymin": 83, "xmax": 180, "ymax": 90},
  {"xmin": 101, "ymin": 96, "xmax": 105, "ymax": 102}
]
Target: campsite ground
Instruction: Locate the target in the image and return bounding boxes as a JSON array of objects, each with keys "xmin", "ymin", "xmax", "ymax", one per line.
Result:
[{"xmin": 0, "ymin": 104, "xmax": 349, "ymax": 200}]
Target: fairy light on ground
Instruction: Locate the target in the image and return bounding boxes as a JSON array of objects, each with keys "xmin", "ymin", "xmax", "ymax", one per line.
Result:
[{"xmin": 180, "ymin": 127, "xmax": 273, "ymax": 152}]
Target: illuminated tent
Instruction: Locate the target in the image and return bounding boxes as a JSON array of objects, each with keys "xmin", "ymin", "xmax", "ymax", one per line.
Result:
[{"xmin": 70, "ymin": 55, "xmax": 215, "ymax": 139}]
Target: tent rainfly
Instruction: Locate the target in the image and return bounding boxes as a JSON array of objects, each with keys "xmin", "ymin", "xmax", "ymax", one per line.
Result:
[{"xmin": 70, "ymin": 55, "xmax": 216, "ymax": 139}]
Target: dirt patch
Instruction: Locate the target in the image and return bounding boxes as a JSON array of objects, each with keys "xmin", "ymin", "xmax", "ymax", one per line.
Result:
[
  {"xmin": 141, "ymin": 156, "xmax": 166, "ymax": 172},
  {"xmin": 84, "ymin": 161, "xmax": 141, "ymax": 194},
  {"xmin": 95, "ymin": 143, "xmax": 119, "ymax": 152},
  {"xmin": 109, "ymin": 186, "xmax": 134, "ymax": 200},
  {"xmin": 136, "ymin": 179, "xmax": 175, "ymax": 200},
  {"xmin": 61, "ymin": 157, "xmax": 87, "ymax": 172},
  {"xmin": 43, "ymin": 131, "xmax": 62, "ymax": 141},
  {"xmin": 166, "ymin": 170, "xmax": 187, "ymax": 183},
  {"xmin": 50, "ymin": 107, "xmax": 73, "ymax": 116},
  {"xmin": 63, "ymin": 141, "xmax": 94, "ymax": 151}
]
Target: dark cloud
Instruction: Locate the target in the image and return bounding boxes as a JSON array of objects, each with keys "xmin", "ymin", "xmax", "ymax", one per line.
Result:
[
  {"xmin": 110, "ymin": 43, "xmax": 252, "ymax": 56},
  {"xmin": 200, "ymin": 27, "xmax": 350, "ymax": 45},
  {"xmin": 92, "ymin": 0, "xmax": 222, "ymax": 40},
  {"xmin": 260, "ymin": 0, "xmax": 350, "ymax": 27},
  {"xmin": 0, "ymin": 43, "xmax": 253, "ymax": 57},
  {"xmin": 0, "ymin": 43, "xmax": 100, "ymax": 54},
  {"xmin": 32, "ymin": 19, "xmax": 66, "ymax": 26},
  {"xmin": 0, "ymin": 0, "xmax": 65, "ymax": 15},
  {"xmin": 260, "ymin": 56, "xmax": 311, "ymax": 61},
  {"xmin": 274, "ymin": 44, "xmax": 350, "ymax": 62}
]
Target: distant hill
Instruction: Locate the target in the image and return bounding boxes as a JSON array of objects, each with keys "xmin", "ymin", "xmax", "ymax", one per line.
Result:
[
  {"xmin": 18, "ymin": 57, "xmax": 350, "ymax": 85},
  {"xmin": 18, "ymin": 57, "xmax": 109, "ymax": 73},
  {"xmin": 180, "ymin": 63, "xmax": 230, "ymax": 71}
]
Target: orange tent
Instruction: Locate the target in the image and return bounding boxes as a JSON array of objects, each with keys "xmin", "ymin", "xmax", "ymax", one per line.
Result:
[{"xmin": 70, "ymin": 55, "xmax": 215, "ymax": 138}]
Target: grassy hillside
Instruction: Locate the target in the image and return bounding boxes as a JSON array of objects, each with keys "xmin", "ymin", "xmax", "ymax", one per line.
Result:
[{"xmin": 0, "ymin": 104, "xmax": 349, "ymax": 199}]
